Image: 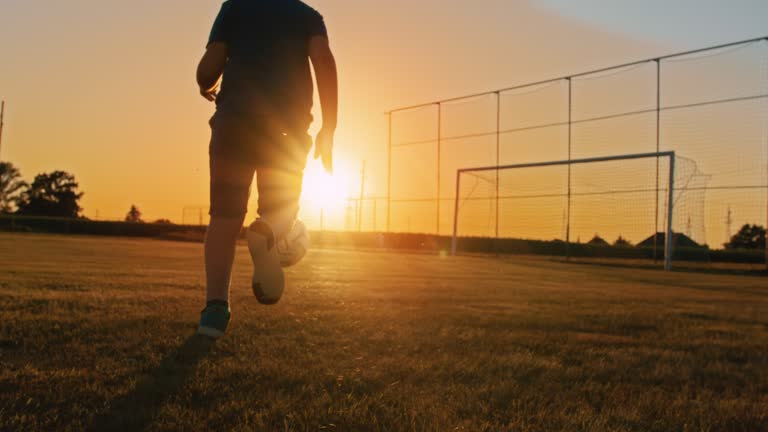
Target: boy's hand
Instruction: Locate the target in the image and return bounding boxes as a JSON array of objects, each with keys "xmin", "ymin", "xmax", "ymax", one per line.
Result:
[
  {"xmin": 314, "ymin": 127, "xmax": 335, "ymax": 173},
  {"xmin": 200, "ymin": 84, "xmax": 219, "ymax": 102}
]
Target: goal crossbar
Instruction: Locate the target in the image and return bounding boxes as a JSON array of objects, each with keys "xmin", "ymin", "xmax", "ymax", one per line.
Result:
[
  {"xmin": 458, "ymin": 151, "xmax": 675, "ymax": 174},
  {"xmin": 451, "ymin": 151, "xmax": 677, "ymax": 271}
]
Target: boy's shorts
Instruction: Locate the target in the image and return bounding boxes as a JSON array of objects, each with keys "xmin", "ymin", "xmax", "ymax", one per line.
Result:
[{"xmin": 208, "ymin": 116, "xmax": 312, "ymax": 219}]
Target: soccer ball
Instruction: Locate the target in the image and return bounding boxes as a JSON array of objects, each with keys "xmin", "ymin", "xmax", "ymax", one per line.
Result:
[{"xmin": 276, "ymin": 219, "xmax": 309, "ymax": 267}]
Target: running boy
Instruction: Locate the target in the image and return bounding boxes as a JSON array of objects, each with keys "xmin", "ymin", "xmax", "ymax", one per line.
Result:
[{"xmin": 195, "ymin": 0, "xmax": 338, "ymax": 338}]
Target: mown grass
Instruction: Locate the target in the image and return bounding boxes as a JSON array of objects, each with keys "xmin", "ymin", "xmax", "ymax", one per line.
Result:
[{"xmin": 0, "ymin": 233, "xmax": 766, "ymax": 431}]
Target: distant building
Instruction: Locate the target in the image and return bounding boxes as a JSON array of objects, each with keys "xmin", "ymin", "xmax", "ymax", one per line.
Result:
[
  {"xmin": 637, "ymin": 232, "xmax": 705, "ymax": 249},
  {"xmin": 587, "ymin": 235, "xmax": 609, "ymax": 246}
]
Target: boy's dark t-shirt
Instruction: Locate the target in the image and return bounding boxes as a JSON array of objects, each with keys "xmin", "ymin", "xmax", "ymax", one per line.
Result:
[{"xmin": 208, "ymin": 0, "xmax": 327, "ymax": 132}]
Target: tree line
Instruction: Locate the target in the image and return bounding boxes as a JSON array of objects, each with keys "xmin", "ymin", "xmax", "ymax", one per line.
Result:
[
  {"xmin": 0, "ymin": 162, "xmax": 83, "ymax": 217},
  {"xmin": 0, "ymin": 162, "xmax": 164, "ymax": 223},
  {"xmin": 578, "ymin": 226, "xmax": 764, "ymax": 251}
]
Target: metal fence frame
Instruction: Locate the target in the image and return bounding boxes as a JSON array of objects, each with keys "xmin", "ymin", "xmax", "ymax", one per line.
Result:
[{"xmin": 386, "ymin": 35, "xmax": 768, "ymax": 268}]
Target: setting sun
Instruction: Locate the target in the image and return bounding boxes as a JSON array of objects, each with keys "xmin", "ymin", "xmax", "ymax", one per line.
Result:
[{"xmin": 301, "ymin": 160, "xmax": 351, "ymax": 216}]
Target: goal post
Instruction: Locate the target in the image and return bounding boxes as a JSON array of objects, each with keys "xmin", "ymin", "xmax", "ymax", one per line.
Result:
[{"xmin": 451, "ymin": 151, "xmax": 679, "ymax": 271}]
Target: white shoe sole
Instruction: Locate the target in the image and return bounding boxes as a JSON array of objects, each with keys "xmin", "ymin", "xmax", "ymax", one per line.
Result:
[{"xmin": 247, "ymin": 221, "xmax": 285, "ymax": 305}]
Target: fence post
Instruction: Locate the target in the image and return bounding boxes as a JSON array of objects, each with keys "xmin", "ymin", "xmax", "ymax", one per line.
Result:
[
  {"xmin": 437, "ymin": 103, "xmax": 442, "ymax": 236},
  {"xmin": 495, "ymin": 91, "xmax": 501, "ymax": 243},
  {"xmin": 665, "ymin": 153, "xmax": 676, "ymax": 271},
  {"xmin": 565, "ymin": 77, "xmax": 573, "ymax": 260},
  {"xmin": 451, "ymin": 170, "xmax": 461, "ymax": 255},
  {"xmin": 654, "ymin": 58, "xmax": 662, "ymax": 263},
  {"xmin": 765, "ymin": 39, "xmax": 768, "ymax": 271},
  {"xmin": 386, "ymin": 112, "xmax": 392, "ymax": 233}
]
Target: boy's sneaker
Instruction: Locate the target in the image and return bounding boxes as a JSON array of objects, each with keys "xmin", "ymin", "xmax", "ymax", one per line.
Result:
[
  {"xmin": 197, "ymin": 304, "xmax": 231, "ymax": 339},
  {"xmin": 247, "ymin": 220, "xmax": 285, "ymax": 305}
]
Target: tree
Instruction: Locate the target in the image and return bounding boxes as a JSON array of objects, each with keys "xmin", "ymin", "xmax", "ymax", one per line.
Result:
[
  {"xmin": 587, "ymin": 234, "xmax": 609, "ymax": 246},
  {"xmin": 125, "ymin": 205, "xmax": 143, "ymax": 223},
  {"xmin": 725, "ymin": 224, "xmax": 766, "ymax": 250},
  {"xmin": 0, "ymin": 162, "xmax": 27, "ymax": 213},
  {"xmin": 614, "ymin": 236, "xmax": 633, "ymax": 247},
  {"xmin": 16, "ymin": 171, "xmax": 84, "ymax": 218}
]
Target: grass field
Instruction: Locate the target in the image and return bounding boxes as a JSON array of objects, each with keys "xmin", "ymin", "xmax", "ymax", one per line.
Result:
[{"xmin": 1, "ymin": 233, "xmax": 766, "ymax": 431}]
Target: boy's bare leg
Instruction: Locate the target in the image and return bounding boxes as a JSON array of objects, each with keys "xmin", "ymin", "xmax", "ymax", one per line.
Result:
[
  {"xmin": 205, "ymin": 154, "xmax": 254, "ymax": 304},
  {"xmin": 205, "ymin": 215, "xmax": 245, "ymax": 303}
]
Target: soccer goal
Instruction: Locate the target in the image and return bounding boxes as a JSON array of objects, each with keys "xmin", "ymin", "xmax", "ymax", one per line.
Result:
[{"xmin": 450, "ymin": 151, "xmax": 709, "ymax": 271}]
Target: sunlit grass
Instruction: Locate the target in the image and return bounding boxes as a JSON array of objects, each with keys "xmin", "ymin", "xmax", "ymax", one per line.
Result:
[{"xmin": 0, "ymin": 233, "xmax": 766, "ymax": 431}]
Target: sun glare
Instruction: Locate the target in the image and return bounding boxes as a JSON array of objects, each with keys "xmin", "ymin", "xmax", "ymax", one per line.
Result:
[{"xmin": 301, "ymin": 159, "xmax": 350, "ymax": 214}]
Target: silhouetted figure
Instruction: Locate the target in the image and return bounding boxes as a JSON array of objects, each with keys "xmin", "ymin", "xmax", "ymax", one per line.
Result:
[{"xmin": 195, "ymin": 0, "xmax": 338, "ymax": 338}]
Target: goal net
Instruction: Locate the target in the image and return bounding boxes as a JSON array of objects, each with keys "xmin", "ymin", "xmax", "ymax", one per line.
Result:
[{"xmin": 451, "ymin": 152, "xmax": 709, "ymax": 270}]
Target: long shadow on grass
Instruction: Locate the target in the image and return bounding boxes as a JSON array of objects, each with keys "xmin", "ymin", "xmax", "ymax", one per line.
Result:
[{"xmin": 89, "ymin": 334, "xmax": 214, "ymax": 431}]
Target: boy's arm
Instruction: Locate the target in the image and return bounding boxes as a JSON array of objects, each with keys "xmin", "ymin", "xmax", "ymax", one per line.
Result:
[
  {"xmin": 309, "ymin": 35, "xmax": 338, "ymax": 173},
  {"xmin": 198, "ymin": 1, "xmax": 232, "ymax": 102},
  {"xmin": 197, "ymin": 42, "xmax": 228, "ymax": 102}
]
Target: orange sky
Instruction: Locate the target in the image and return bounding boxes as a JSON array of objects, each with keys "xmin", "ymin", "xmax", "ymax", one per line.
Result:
[{"xmin": 1, "ymin": 0, "xmax": 766, "ymax": 241}]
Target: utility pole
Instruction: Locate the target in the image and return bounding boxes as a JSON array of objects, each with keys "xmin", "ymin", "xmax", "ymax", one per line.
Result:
[
  {"xmin": 725, "ymin": 206, "xmax": 733, "ymax": 244},
  {"xmin": 358, "ymin": 160, "xmax": 366, "ymax": 232},
  {"xmin": 0, "ymin": 100, "xmax": 5, "ymax": 160}
]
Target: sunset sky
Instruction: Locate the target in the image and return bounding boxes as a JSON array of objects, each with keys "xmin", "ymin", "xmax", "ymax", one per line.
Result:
[{"xmin": 1, "ymin": 0, "xmax": 767, "ymax": 237}]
